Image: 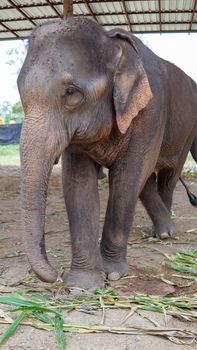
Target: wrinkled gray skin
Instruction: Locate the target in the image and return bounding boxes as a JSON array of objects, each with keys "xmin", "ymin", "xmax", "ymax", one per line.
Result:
[{"xmin": 18, "ymin": 17, "xmax": 197, "ymax": 290}]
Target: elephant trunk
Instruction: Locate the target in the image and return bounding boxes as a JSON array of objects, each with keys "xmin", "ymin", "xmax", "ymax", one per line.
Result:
[{"xmin": 20, "ymin": 117, "xmax": 68, "ymax": 283}]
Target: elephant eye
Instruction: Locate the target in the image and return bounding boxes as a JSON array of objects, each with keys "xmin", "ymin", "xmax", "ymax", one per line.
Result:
[
  {"xmin": 66, "ymin": 87, "xmax": 75, "ymax": 95},
  {"xmin": 64, "ymin": 85, "xmax": 84, "ymax": 107}
]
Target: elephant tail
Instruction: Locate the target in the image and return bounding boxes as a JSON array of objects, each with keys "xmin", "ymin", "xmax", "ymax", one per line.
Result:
[{"xmin": 179, "ymin": 177, "xmax": 197, "ymax": 207}]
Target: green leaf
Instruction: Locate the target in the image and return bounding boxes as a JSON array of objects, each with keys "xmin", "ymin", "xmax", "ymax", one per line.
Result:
[
  {"xmin": 29, "ymin": 311, "xmax": 53, "ymax": 324},
  {"xmin": 0, "ymin": 311, "xmax": 27, "ymax": 346},
  {"xmin": 25, "ymin": 291, "xmax": 50, "ymax": 301},
  {"xmin": 54, "ymin": 312, "xmax": 66, "ymax": 350},
  {"xmin": 0, "ymin": 296, "xmax": 57, "ymax": 316},
  {"xmin": 0, "ymin": 296, "xmax": 41, "ymax": 308},
  {"xmin": 95, "ymin": 289, "xmax": 117, "ymax": 296}
]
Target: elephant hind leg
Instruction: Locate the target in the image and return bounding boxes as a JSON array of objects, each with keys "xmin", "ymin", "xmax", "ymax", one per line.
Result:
[
  {"xmin": 140, "ymin": 173, "xmax": 176, "ymax": 239},
  {"xmin": 191, "ymin": 132, "xmax": 197, "ymax": 163},
  {"xmin": 157, "ymin": 168, "xmax": 176, "ymax": 212},
  {"xmin": 158, "ymin": 138, "xmax": 193, "ymax": 212}
]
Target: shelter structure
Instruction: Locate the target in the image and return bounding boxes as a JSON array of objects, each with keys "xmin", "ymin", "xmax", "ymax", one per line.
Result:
[{"xmin": 0, "ymin": 0, "xmax": 197, "ymax": 41}]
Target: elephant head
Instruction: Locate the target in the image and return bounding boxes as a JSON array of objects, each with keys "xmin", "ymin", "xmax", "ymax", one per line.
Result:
[{"xmin": 18, "ymin": 17, "xmax": 152, "ymax": 283}]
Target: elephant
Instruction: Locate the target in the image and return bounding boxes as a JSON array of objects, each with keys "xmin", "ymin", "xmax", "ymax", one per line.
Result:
[{"xmin": 18, "ymin": 17, "xmax": 197, "ymax": 290}]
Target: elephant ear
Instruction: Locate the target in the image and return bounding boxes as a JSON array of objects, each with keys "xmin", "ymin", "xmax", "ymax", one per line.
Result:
[{"xmin": 109, "ymin": 29, "xmax": 152, "ymax": 134}]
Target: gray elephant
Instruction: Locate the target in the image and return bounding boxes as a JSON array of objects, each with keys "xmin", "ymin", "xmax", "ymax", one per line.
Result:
[{"xmin": 18, "ymin": 17, "xmax": 197, "ymax": 290}]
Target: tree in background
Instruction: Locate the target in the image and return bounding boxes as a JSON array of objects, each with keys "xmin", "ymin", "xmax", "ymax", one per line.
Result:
[
  {"xmin": 9, "ymin": 101, "xmax": 24, "ymax": 124},
  {"xmin": 0, "ymin": 101, "xmax": 12, "ymax": 124},
  {"xmin": 7, "ymin": 101, "xmax": 24, "ymax": 124},
  {"xmin": 0, "ymin": 41, "xmax": 27, "ymax": 124},
  {"xmin": 0, "ymin": 100, "xmax": 24, "ymax": 124},
  {"xmin": 6, "ymin": 41, "xmax": 27, "ymax": 74}
]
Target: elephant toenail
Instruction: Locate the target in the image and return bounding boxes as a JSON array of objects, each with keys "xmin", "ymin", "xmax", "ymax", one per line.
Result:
[
  {"xmin": 108, "ymin": 272, "xmax": 121, "ymax": 281},
  {"xmin": 160, "ymin": 232, "xmax": 169, "ymax": 239}
]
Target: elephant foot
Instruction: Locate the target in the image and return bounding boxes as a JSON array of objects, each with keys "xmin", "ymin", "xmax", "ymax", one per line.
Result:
[
  {"xmin": 63, "ymin": 269, "xmax": 105, "ymax": 291},
  {"xmin": 152, "ymin": 220, "xmax": 176, "ymax": 239},
  {"xmin": 102, "ymin": 258, "xmax": 128, "ymax": 281}
]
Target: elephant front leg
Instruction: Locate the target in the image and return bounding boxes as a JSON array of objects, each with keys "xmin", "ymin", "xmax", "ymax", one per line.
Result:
[
  {"xmin": 100, "ymin": 159, "xmax": 145, "ymax": 281},
  {"xmin": 62, "ymin": 146, "xmax": 104, "ymax": 290}
]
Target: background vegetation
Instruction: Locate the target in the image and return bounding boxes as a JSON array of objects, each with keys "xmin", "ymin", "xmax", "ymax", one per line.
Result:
[
  {"xmin": 0, "ymin": 145, "xmax": 196, "ymax": 176},
  {"xmin": 0, "ymin": 145, "xmax": 20, "ymax": 165},
  {"xmin": 0, "ymin": 101, "xmax": 24, "ymax": 124}
]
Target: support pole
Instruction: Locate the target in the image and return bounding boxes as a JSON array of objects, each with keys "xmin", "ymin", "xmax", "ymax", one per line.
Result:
[{"xmin": 63, "ymin": 0, "xmax": 73, "ymax": 19}]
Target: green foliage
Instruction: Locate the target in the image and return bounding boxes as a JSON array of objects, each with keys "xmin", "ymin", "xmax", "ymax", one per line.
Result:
[
  {"xmin": 0, "ymin": 294, "xmax": 66, "ymax": 350},
  {"xmin": 6, "ymin": 42, "xmax": 27, "ymax": 73},
  {"xmin": 54, "ymin": 313, "xmax": 67, "ymax": 350},
  {"xmin": 0, "ymin": 145, "xmax": 19, "ymax": 156},
  {"xmin": 0, "ymin": 290, "xmax": 196, "ymax": 348},
  {"xmin": 12, "ymin": 101, "xmax": 23, "ymax": 116},
  {"xmin": 0, "ymin": 101, "xmax": 12, "ymax": 122},
  {"xmin": 0, "ymin": 100, "xmax": 24, "ymax": 124},
  {"xmin": 95, "ymin": 289, "xmax": 117, "ymax": 296},
  {"xmin": 0, "ymin": 145, "xmax": 20, "ymax": 165},
  {"xmin": 0, "ymin": 311, "xmax": 27, "ymax": 346},
  {"xmin": 3, "ymin": 101, "xmax": 24, "ymax": 124},
  {"xmin": 99, "ymin": 177, "xmax": 109, "ymax": 187},
  {"xmin": 165, "ymin": 249, "xmax": 197, "ymax": 281}
]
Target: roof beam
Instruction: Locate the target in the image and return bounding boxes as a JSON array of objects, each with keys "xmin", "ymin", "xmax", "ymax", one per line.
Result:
[
  {"xmin": 0, "ymin": 0, "xmax": 121, "ymax": 10},
  {"xmin": 158, "ymin": 0, "xmax": 162, "ymax": 32},
  {"xmin": 7, "ymin": 0, "xmax": 36, "ymax": 26},
  {"xmin": 0, "ymin": 2, "xmax": 62, "ymax": 10},
  {"xmin": 0, "ymin": 1, "xmax": 197, "ymax": 39},
  {"xmin": 3, "ymin": 16, "xmax": 58, "ymax": 23},
  {"xmin": 0, "ymin": 4, "xmax": 195, "ymax": 16},
  {"xmin": 0, "ymin": 21, "xmax": 19, "ymax": 38},
  {"xmin": 189, "ymin": 0, "xmax": 197, "ymax": 31},
  {"xmin": 83, "ymin": 0, "xmax": 97, "ymax": 22},
  {"xmin": 45, "ymin": 0, "xmax": 61, "ymax": 16},
  {"xmin": 2, "ymin": 29, "xmax": 197, "ymax": 41},
  {"xmin": 2, "ymin": 20, "xmax": 197, "ymax": 34},
  {"xmin": 122, "ymin": 0, "xmax": 132, "ymax": 31},
  {"xmin": 1, "ymin": 10, "xmax": 196, "ymax": 21},
  {"xmin": 2, "ymin": 0, "xmax": 197, "ymax": 12}
]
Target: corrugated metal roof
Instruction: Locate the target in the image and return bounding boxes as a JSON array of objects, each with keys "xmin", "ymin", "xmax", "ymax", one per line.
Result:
[
  {"xmin": 0, "ymin": 0, "xmax": 197, "ymax": 40},
  {"xmin": 0, "ymin": 0, "xmax": 11, "ymax": 6}
]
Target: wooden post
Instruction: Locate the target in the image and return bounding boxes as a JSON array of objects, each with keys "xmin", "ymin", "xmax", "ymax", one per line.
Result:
[{"xmin": 63, "ymin": 0, "xmax": 73, "ymax": 19}]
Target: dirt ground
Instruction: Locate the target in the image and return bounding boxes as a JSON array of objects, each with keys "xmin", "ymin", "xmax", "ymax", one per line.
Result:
[{"xmin": 0, "ymin": 166, "xmax": 196, "ymax": 350}]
